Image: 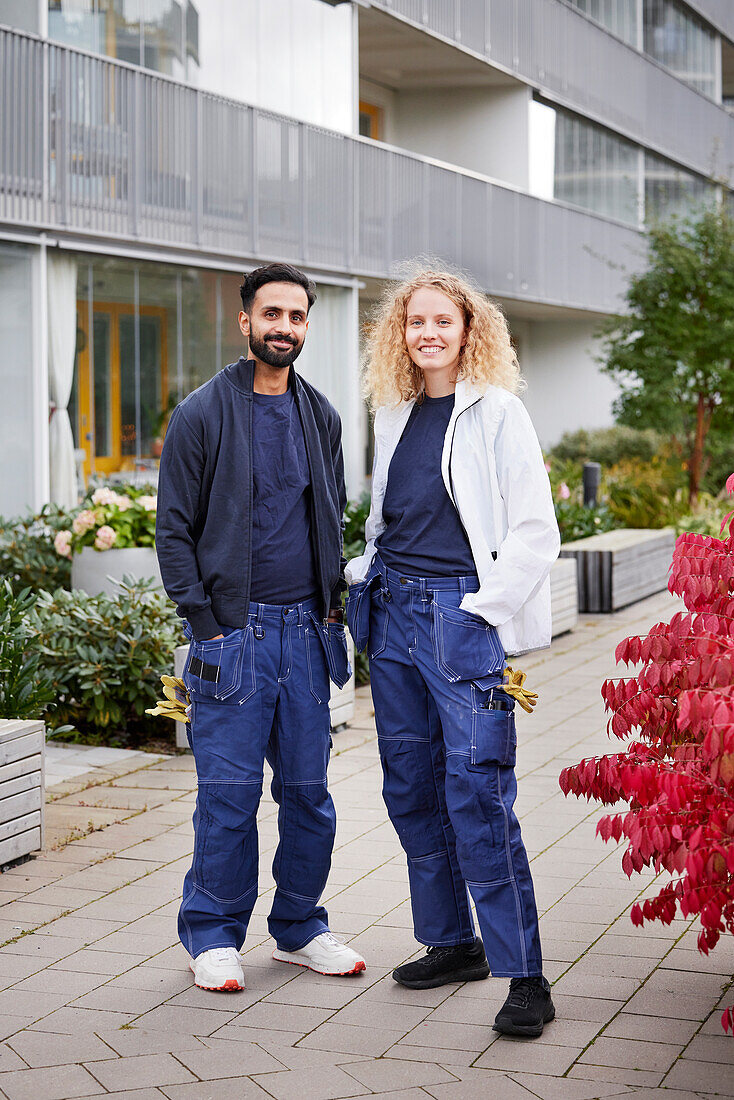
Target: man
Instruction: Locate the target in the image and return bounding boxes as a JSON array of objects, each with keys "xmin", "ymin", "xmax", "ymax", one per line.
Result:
[{"xmin": 156, "ymin": 262, "xmax": 365, "ymax": 991}]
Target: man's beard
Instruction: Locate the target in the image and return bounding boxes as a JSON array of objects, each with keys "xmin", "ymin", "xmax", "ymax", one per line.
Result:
[{"xmin": 249, "ymin": 328, "xmax": 304, "ymax": 369}]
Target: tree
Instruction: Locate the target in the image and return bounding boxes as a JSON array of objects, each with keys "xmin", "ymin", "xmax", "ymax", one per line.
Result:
[
  {"xmin": 560, "ymin": 473, "xmax": 734, "ymax": 1036},
  {"xmin": 600, "ymin": 206, "xmax": 734, "ymax": 505}
]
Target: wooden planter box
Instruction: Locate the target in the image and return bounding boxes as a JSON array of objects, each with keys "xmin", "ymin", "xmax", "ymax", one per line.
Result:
[
  {"xmin": 559, "ymin": 528, "xmax": 676, "ymax": 613},
  {"xmin": 0, "ymin": 721, "xmax": 44, "ymax": 865},
  {"xmin": 172, "ymin": 628, "xmax": 357, "ymax": 749},
  {"xmin": 550, "ymin": 557, "xmax": 578, "ymax": 637}
]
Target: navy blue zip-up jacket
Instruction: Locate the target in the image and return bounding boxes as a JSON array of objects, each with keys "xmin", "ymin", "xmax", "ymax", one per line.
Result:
[{"xmin": 156, "ymin": 357, "xmax": 347, "ymax": 640}]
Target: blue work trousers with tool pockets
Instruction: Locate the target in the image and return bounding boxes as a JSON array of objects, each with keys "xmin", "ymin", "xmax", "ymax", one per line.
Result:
[
  {"xmin": 178, "ymin": 597, "xmax": 350, "ymax": 959},
  {"xmin": 348, "ymin": 560, "xmax": 542, "ymax": 978}
]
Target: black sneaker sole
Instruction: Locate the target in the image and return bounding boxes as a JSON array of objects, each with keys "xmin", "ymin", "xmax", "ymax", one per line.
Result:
[
  {"xmin": 492, "ymin": 1002, "xmax": 556, "ymax": 1038},
  {"xmin": 392, "ymin": 960, "xmax": 490, "ymax": 989}
]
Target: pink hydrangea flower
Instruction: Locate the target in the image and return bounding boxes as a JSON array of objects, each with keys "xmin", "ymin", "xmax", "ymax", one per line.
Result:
[
  {"xmin": 91, "ymin": 487, "xmax": 118, "ymax": 506},
  {"xmin": 72, "ymin": 509, "xmax": 96, "ymax": 535},
  {"xmin": 114, "ymin": 495, "xmax": 132, "ymax": 512},
  {"xmin": 94, "ymin": 525, "xmax": 117, "ymax": 551},
  {"xmin": 558, "ymin": 482, "xmax": 571, "ymax": 500},
  {"xmin": 54, "ymin": 530, "xmax": 72, "ymax": 558},
  {"xmin": 138, "ymin": 495, "xmax": 157, "ymax": 511}
]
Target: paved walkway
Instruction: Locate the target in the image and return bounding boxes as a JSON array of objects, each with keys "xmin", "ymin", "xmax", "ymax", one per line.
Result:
[{"xmin": 0, "ymin": 591, "xmax": 732, "ymax": 1099}]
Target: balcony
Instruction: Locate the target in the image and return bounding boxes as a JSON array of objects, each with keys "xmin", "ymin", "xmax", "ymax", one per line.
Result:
[
  {"xmin": 0, "ymin": 25, "xmax": 640, "ymax": 315},
  {"xmin": 363, "ymin": 0, "xmax": 734, "ymax": 184}
]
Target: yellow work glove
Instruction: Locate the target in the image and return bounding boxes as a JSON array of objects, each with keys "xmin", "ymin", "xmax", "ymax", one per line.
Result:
[
  {"xmin": 502, "ymin": 666, "xmax": 538, "ymax": 714},
  {"xmin": 146, "ymin": 675, "xmax": 191, "ymax": 724}
]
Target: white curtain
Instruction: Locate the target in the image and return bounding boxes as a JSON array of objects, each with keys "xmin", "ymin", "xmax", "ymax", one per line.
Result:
[
  {"xmin": 48, "ymin": 252, "xmax": 78, "ymax": 509},
  {"xmin": 296, "ymin": 284, "xmax": 363, "ymax": 497}
]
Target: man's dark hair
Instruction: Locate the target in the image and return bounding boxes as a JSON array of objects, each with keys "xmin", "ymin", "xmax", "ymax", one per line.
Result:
[{"xmin": 239, "ymin": 263, "xmax": 317, "ymax": 314}]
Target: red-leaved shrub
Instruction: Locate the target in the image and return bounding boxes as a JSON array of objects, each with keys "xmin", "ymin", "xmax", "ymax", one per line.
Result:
[{"xmin": 559, "ymin": 473, "xmax": 734, "ymax": 1036}]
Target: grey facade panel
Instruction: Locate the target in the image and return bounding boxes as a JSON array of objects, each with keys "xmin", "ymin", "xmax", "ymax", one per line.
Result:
[
  {"xmin": 371, "ymin": 0, "xmax": 733, "ymax": 183},
  {"xmin": 0, "ymin": 27, "xmax": 640, "ymax": 314},
  {"xmin": 686, "ymin": 0, "xmax": 734, "ymax": 43}
]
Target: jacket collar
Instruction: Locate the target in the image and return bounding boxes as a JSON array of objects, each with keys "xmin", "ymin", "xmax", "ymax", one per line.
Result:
[{"xmin": 223, "ymin": 356, "xmax": 302, "ymax": 399}]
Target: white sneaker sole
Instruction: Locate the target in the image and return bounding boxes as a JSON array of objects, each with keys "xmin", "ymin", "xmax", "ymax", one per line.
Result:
[
  {"xmin": 271, "ymin": 948, "xmax": 366, "ymax": 976},
  {"xmin": 189, "ymin": 960, "xmax": 244, "ymax": 991}
]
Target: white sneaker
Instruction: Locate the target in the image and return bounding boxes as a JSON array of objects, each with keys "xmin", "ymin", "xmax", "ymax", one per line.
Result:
[
  {"xmin": 190, "ymin": 947, "xmax": 245, "ymax": 991},
  {"xmin": 272, "ymin": 931, "xmax": 366, "ymax": 976}
]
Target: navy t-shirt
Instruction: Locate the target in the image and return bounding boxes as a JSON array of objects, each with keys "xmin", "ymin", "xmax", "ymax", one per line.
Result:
[
  {"xmin": 376, "ymin": 394, "xmax": 477, "ymax": 577},
  {"xmin": 250, "ymin": 391, "xmax": 319, "ymax": 604}
]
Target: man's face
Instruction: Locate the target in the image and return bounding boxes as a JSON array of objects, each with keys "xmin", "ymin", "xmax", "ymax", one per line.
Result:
[{"xmin": 239, "ymin": 282, "xmax": 310, "ymax": 369}]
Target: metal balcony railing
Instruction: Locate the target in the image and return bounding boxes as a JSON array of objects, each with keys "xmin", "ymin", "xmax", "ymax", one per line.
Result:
[
  {"xmin": 370, "ymin": 0, "xmax": 734, "ymax": 185},
  {"xmin": 0, "ymin": 25, "xmax": 640, "ymax": 314}
]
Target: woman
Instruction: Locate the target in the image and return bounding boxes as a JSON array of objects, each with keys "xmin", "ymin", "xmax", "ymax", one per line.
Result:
[{"xmin": 346, "ymin": 270, "xmax": 560, "ymax": 1038}]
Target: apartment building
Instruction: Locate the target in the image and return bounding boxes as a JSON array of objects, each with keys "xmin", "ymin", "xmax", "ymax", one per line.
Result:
[{"xmin": 0, "ymin": 0, "xmax": 732, "ymax": 516}]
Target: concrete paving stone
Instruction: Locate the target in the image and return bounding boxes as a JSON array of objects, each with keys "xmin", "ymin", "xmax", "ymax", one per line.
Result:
[
  {"xmin": 398, "ymin": 1019, "xmax": 495, "ymax": 1052},
  {"xmin": 602, "ymin": 1012, "xmax": 699, "ymax": 1045},
  {"xmin": 678, "ymin": 1031, "xmax": 734, "ymax": 1064},
  {"xmin": 664, "ymin": 1057, "xmax": 734, "ymax": 1096},
  {"xmin": 165, "ymin": 985, "xmax": 263, "ymax": 1011},
  {"xmin": 87, "ymin": 1053, "xmax": 198, "ymax": 1091},
  {"xmin": 328, "ymin": 999, "xmax": 432, "ymax": 1031},
  {"xmin": 133, "ymin": 1004, "xmax": 240, "ymax": 1034},
  {"xmin": 263, "ymin": 977, "xmax": 364, "ymax": 1010},
  {"xmin": 28, "ymin": 1005, "xmax": 135, "ymax": 1033},
  {"xmin": 89, "ymin": 931, "xmax": 176, "ymax": 956},
  {"xmin": 6, "ymin": 1030, "xmax": 117, "ymax": 1067},
  {"xmin": 1, "ymin": 932, "xmax": 84, "ymax": 961},
  {"xmin": 72, "ymin": 984, "xmax": 173, "ymax": 1014},
  {"xmin": 0, "ymin": 1063, "xmax": 103, "ymax": 1100},
  {"xmin": 0, "ymin": 1043, "xmax": 27, "ymax": 1072},
  {"xmin": 228, "ymin": 1000, "xmax": 333, "ymax": 1033},
  {"xmin": 384, "ymin": 1045, "xmax": 478, "ymax": 1068},
  {"xmin": 473, "ymin": 1040, "xmax": 579, "ymax": 1075},
  {"xmin": 424, "ymin": 1070, "xmax": 537, "ymax": 1100},
  {"xmin": 35, "ymin": 915, "xmax": 123, "ymax": 941},
  {"xmin": 342, "ymin": 1057, "xmax": 457, "ymax": 1092},
  {"xmin": 579, "ymin": 1035, "xmax": 681, "ymax": 1073},
  {"xmin": 72, "ymin": 1092, "xmax": 167, "ymax": 1100},
  {"xmin": 94, "ymin": 1029, "xmax": 204, "ymax": 1057},
  {"xmin": 298, "ymin": 1022, "xmax": 406, "ymax": 1056},
  {"xmin": 0, "ymin": 956, "xmax": 44, "ymax": 981},
  {"xmin": 506, "ymin": 1072, "xmax": 635, "ymax": 1099},
  {"xmin": 552, "ymin": 972, "xmax": 643, "ymax": 1001},
  {"xmin": 250, "ymin": 1066, "xmax": 371, "ymax": 1100},
  {"xmin": 50, "ymin": 948, "xmax": 150, "ymax": 975},
  {"xmin": 592, "ymin": 935, "xmax": 682, "ymax": 959},
  {"xmin": 566, "ymin": 953, "xmax": 657, "ymax": 981},
  {"xmin": 172, "ymin": 1038, "xmax": 285, "ymax": 1079},
  {"xmin": 567, "ymin": 1064, "xmax": 665, "ymax": 1088},
  {"xmin": 160, "ymin": 1080, "xmax": 272, "ymax": 1099},
  {"xmin": 0, "ymin": 1014, "xmax": 40, "ymax": 1039},
  {"xmin": 19, "ymin": 885, "xmax": 102, "ymax": 908},
  {"xmin": 207, "ymin": 1023, "xmax": 305, "ymax": 1046},
  {"xmin": 0, "ymin": 988, "xmax": 70, "ymax": 1018},
  {"xmin": 53, "ymin": 787, "xmax": 173, "ymax": 811}
]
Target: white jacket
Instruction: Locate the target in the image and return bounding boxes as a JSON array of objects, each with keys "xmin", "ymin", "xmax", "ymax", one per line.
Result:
[{"xmin": 345, "ymin": 381, "xmax": 561, "ymax": 655}]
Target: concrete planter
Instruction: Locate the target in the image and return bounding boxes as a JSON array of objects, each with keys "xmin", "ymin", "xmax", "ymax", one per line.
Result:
[
  {"xmin": 71, "ymin": 546, "xmax": 162, "ymax": 598},
  {"xmin": 560, "ymin": 528, "xmax": 676, "ymax": 613},
  {"xmin": 0, "ymin": 720, "xmax": 44, "ymax": 864},
  {"xmin": 550, "ymin": 557, "xmax": 579, "ymax": 637}
]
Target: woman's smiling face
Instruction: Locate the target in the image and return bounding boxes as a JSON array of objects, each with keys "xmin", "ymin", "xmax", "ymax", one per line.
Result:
[{"xmin": 404, "ymin": 286, "xmax": 467, "ymax": 393}]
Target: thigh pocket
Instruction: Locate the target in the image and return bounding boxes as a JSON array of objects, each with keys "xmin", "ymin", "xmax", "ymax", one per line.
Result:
[
  {"xmin": 471, "ymin": 689, "xmax": 516, "ymax": 767},
  {"xmin": 318, "ymin": 621, "xmax": 351, "ymax": 689},
  {"xmin": 186, "ymin": 628, "xmax": 255, "ymax": 704},
  {"xmin": 346, "ymin": 573, "xmax": 378, "ymax": 653},
  {"xmin": 432, "ymin": 603, "xmax": 505, "ymax": 683},
  {"xmin": 368, "ymin": 588, "xmax": 390, "ymax": 660}
]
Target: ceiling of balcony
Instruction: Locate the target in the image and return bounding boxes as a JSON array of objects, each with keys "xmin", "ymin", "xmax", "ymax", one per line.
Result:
[{"xmin": 358, "ymin": 7, "xmax": 519, "ymax": 91}]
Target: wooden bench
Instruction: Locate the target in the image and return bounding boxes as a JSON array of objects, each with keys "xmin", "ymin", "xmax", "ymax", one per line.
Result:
[
  {"xmin": 0, "ymin": 720, "xmax": 44, "ymax": 865},
  {"xmin": 550, "ymin": 557, "xmax": 578, "ymax": 636},
  {"xmin": 559, "ymin": 528, "xmax": 675, "ymax": 613}
]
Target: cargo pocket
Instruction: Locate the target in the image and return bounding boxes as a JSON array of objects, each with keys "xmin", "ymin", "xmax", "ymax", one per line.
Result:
[
  {"xmin": 186, "ymin": 628, "xmax": 253, "ymax": 703},
  {"xmin": 432, "ymin": 602, "xmax": 504, "ymax": 683},
  {"xmin": 305, "ymin": 622, "xmax": 330, "ymax": 704},
  {"xmin": 346, "ymin": 570, "xmax": 379, "ymax": 653},
  {"xmin": 314, "ymin": 619, "xmax": 351, "ymax": 689},
  {"xmin": 471, "ymin": 687, "xmax": 516, "ymax": 767},
  {"xmin": 368, "ymin": 587, "xmax": 390, "ymax": 660}
]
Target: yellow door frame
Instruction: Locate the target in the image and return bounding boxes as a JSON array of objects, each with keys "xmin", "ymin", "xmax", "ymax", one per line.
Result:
[{"xmin": 76, "ymin": 301, "xmax": 168, "ymax": 480}]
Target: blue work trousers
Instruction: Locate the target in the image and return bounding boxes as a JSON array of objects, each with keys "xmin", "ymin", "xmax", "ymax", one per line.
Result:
[
  {"xmin": 178, "ymin": 597, "xmax": 349, "ymax": 958},
  {"xmin": 349, "ymin": 561, "xmax": 542, "ymax": 978}
]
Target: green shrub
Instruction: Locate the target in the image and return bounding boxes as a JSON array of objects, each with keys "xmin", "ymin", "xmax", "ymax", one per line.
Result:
[
  {"xmin": 344, "ymin": 492, "xmax": 370, "ymax": 562},
  {"xmin": 0, "ymin": 581, "xmax": 56, "ymax": 721},
  {"xmin": 550, "ymin": 426, "xmax": 663, "ymax": 467},
  {"xmin": 555, "ymin": 501, "xmax": 617, "ymax": 542},
  {"xmin": 675, "ymin": 492, "xmax": 732, "ymax": 538},
  {"xmin": 30, "ymin": 578, "xmax": 184, "ymax": 746},
  {"xmin": 0, "ymin": 506, "xmax": 72, "ymax": 595},
  {"xmin": 603, "ymin": 456, "xmax": 688, "ymax": 529}
]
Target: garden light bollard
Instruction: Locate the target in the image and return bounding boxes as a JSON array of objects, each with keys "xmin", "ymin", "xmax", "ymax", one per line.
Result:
[{"xmin": 583, "ymin": 461, "xmax": 601, "ymax": 507}]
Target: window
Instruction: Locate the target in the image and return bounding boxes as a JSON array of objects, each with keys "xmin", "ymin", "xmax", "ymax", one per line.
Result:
[
  {"xmin": 644, "ymin": 0, "xmax": 717, "ymax": 97},
  {"xmin": 644, "ymin": 151, "xmax": 715, "ymax": 222},
  {"xmin": 552, "ymin": 107, "xmax": 640, "ymax": 225},
  {"xmin": 567, "ymin": 0, "xmax": 638, "ymax": 47},
  {"xmin": 359, "ymin": 100, "xmax": 382, "ymax": 141}
]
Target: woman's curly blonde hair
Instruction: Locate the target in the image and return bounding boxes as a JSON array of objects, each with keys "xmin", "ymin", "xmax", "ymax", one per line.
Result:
[{"xmin": 363, "ymin": 269, "xmax": 523, "ymax": 409}]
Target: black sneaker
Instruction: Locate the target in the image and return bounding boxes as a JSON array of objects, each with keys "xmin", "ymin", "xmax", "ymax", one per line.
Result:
[
  {"xmin": 392, "ymin": 937, "xmax": 490, "ymax": 989},
  {"xmin": 493, "ymin": 975, "xmax": 555, "ymax": 1038}
]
